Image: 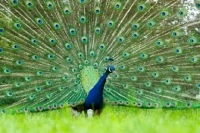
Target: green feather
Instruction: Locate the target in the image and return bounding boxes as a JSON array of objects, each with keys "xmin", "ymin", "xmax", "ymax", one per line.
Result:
[{"xmin": 1, "ymin": 0, "xmax": 200, "ymax": 114}]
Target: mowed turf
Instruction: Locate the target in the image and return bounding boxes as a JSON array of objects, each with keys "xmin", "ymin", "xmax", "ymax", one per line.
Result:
[{"xmin": 0, "ymin": 105, "xmax": 199, "ymax": 133}]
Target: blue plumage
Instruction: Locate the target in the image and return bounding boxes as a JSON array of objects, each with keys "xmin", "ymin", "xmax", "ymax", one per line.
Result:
[{"xmin": 84, "ymin": 65, "xmax": 115, "ymax": 112}]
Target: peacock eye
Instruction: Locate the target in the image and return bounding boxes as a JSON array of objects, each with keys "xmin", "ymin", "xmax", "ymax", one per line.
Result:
[
  {"xmin": 148, "ymin": 22, "xmax": 152, "ymax": 26},
  {"xmin": 161, "ymin": 12, "xmax": 166, "ymax": 16},
  {"xmin": 48, "ymin": 4, "xmax": 52, "ymax": 7},
  {"xmin": 24, "ymin": 108, "xmax": 28, "ymax": 112},
  {"xmin": 196, "ymin": 3, "xmax": 200, "ymax": 8},
  {"xmin": 28, "ymin": 3, "xmax": 32, "ymax": 6},
  {"xmin": 13, "ymin": 0, "xmax": 17, "ymax": 4},
  {"xmin": 0, "ymin": 48, "xmax": 3, "ymax": 53},
  {"xmin": 138, "ymin": 6, "xmax": 143, "ymax": 10},
  {"xmin": 96, "ymin": 29, "xmax": 100, "ymax": 33},
  {"xmin": 173, "ymin": 32, "xmax": 177, "ymax": 36},
  {"xmin": 14, "ymin": 45, "xmax": 18, "ymax": 48}
]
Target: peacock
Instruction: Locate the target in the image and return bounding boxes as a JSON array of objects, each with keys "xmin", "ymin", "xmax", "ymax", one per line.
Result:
[{"xmin": 1, "ymin": 0, "xmax": 200, "ymax": 115}]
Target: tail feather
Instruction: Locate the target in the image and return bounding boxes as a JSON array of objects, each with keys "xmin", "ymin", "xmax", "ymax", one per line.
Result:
[{"xmin": 1, "ymin": 0, "xmax": 200, "ymax": 113}]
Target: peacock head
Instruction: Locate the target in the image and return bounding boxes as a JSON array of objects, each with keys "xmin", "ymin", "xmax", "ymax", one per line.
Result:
[{"xmin": 107, "ymin": 65, "xmax": 115, "ymax": 73}]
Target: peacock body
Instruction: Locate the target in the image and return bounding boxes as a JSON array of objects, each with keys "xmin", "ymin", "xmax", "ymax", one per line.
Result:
[{"xmin": 1, "ymin": 0, "xmax": 200, "ymax": 114}]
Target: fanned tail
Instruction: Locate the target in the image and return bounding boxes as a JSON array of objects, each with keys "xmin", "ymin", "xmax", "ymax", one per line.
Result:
[{"xmin": 1, "ymin": 0, "xmax": 200, "ymax": 113}]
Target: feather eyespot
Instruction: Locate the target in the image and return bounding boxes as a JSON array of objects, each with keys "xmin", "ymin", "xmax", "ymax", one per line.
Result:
[
  {"xmin": 107, "ymin": 21, "xmax": 114, "ymax": 27},
  {"xmin": 28, "ymin": 2, "xmax": 32, "ymax": 7},
  {"xmin": 133, "ymin": 24, "xmax": 138, "ymax": 29},
  {"xmin": 179, "ymin": 11, "xmax": 183, "ymax": 15},
  {"xmin": 137, "ymin": 102, "xmax": 142, "ymax": 107},
  {"xmin": 38, "ymin": 106, "xmax": 43, "ymax": 111},
  {"xmin": 0, "ymin": 28, "xmax": 4, "ymax": 34},
  {"xmin": 53, "ymin": 104, "xmax": 57, "ymax": 109},
  {"xmin": 166, "ymin": 102, "xmax": 171, "ymax": 108},
  {"xmin": 60, "ymin": 104, "xmax": 64, "ymax": 108},
  {"xmin": 16, "ymin": 60, "xmax": 23, "ymax": 65},
  {"xmin": 94, "ymin": 6, "xmax": 101, "ymax": 14},
  {"xmin": 186, "ymin": 102, "xmax": 192, "ymax": 108},
  {"xmin": 196, "ymin": 3, "xmax": 200, "ymax": 8},
  {"xmin": 24, "ymin": 108, "xmax": 28, "ymax": 112},
  {"xmin": 147, "ymin": 102, "xmax": 152, "ymax": 107},
  {"xmin": 0, "ymin": 48, "xmax": 3, "ymax": 53},
  {"xmin": 48, "ymin": 105, "xmax": 52, "ymax": 110},
  {"xmin": 13, "ymin": 0, "xmax": 18, "ymax": 4},
  {"xmin": 4, "ymin": 68, "xmax": 11, "ymax": 74},
  {"xmin": 138, "ymin": 6, "xmax": 143, "ymax": 10}
]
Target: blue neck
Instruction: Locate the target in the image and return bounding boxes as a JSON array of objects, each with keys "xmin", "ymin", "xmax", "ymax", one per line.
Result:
[
  {"xmin": 91, "ymin": 71, "xmax": 110, "ymax": 95},
  {"xmin": 99, "ymin": 71, "xmax": 109, "ymax": 93},
  {"xmin": 84, "ymin": 71, "xmax": 110, "ymax": 110}
]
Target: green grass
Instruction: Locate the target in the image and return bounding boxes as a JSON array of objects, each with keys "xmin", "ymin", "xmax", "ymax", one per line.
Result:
[{"xmin": 0, "ymin": 105, "xmax": 200, "ymax": 133}]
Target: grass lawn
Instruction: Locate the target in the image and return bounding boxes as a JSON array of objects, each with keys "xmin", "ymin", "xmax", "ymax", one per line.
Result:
[{"xmin": 0, "ymin": 105, "xmax": 199, "ymax": 133}]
